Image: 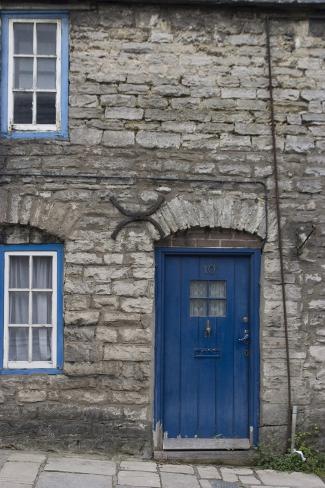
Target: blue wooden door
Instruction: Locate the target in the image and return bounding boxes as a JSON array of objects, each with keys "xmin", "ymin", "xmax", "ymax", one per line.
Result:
[{"xmin": 162, "ymin": 253, "xmax": 253, "ymax": 446}]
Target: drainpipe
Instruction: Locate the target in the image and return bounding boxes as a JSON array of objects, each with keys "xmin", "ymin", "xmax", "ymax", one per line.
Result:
[{"xmin": 265, "ymin": 16, "xmax": 293, "ymax": 448}]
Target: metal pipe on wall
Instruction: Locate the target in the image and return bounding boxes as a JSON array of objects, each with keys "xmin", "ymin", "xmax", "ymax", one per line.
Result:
[{"xmin": 265, "ymin": 16, "xmax": 293, "ymax": 447}]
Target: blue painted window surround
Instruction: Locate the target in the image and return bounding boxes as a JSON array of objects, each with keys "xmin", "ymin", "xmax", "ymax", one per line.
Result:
[
  {"xmin": 0, "ymin": 244, "xmax": 64, "ymax": 375},
  {"xmin": 0, "ymin": 12, "xmax": 69, "ymax": 139}
]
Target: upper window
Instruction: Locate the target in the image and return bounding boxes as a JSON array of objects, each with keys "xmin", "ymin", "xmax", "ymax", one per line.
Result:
[
  {"xmin": 0, "ymin": 245, "xmax": 64, "ymax": 373},
  {"xmin": 1, "ymin": 13, "xmax": 69, "ymax": 139}
]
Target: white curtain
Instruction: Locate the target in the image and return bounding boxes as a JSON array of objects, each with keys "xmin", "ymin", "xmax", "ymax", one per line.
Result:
[{"xmin": 8, "ymin": 255, "xmax": 52, "ymax": 362}]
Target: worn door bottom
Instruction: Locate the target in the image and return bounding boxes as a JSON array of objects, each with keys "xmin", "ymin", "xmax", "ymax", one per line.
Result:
[{"xmin": 163, "ymin": 438, "xmax": 250, "ymax": 450}]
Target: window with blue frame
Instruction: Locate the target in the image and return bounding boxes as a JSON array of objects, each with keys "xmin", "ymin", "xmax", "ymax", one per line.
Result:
[
  {"xmin": 1, "ymin": 13, "xmax": 69, "ymax": 139},
  {"xmin": 0, "ymin": 245, "xmax": 64, "ymax": 373}
]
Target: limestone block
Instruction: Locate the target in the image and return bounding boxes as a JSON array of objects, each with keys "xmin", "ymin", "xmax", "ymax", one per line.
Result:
[
  {"xmin": 103, "ymin": 344, "xmax": 151, "ymax": 361},
  {"xmin": 120, "ymin": 297, "xmax": 153, "ymax": 313},
  {"xmin": 310, "ymin": 346, "xmax": 325, "ymax": 362},
  {"xmin": 285, "ymin": 135, "xmax": 315, "ymax": 153},
  {"xmin": 70, "ymin": 128, "xmax": 103, "ymax": 145},
  {"xmin": 112, "ymin": 280, "xmax": 148, "ymax": 297},
  {"xmin": 136, "ymin": 131, "xmax": 181, "ymax": 148},
  {"xmin": 118, "ymin": 328, "xmax": 151, "ymax": 344},
  {"xmin": 101, "ymin": 94, "xmax": 136, "ymax": 107},
  {"xmin": 102, "ymin": 130, "xmax": 135, "ymax": 147},
  {"xmin": 65, "ymin": 310, "xmax": 100, "ymax": 326},
  {"xmin": 104, "ymin": 107, "xmax": 143, "ymax": 120},
  {"xmin": 221, "ymin": 88, "xmax": 256, "ymax": 99},
  {"xmin": 17, "ymin": 390, "xmax": 47, "ymax": 403},
  {"xmin": 96, "ymin": 327, "xmax": 119, "ymax": 343}
]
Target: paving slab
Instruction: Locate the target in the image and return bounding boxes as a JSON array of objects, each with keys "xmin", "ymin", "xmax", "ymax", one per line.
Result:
[
  {"xmin": 161, "ymin": 472, "xmax": 200, "ymax": 488},
  {"xmin": 36, "ymin": 471, "xmax": 113, "ymax": 488},
  {"xmin": 256, "ymin": 469, "xmax": 325, "ymax": 487},
  {"xmin": 45, "ymin": 456, "xmax": 116, "ymax": 475},
  {"xmin": 210, "ymin": 481, "xmax": 241, "ymax": 488},
  {"xmin": 239, "ymin": 475, "xmax": 261, "ymax": 485},
  {"xmin": 159, "ymin": 463, "xmax": 195, "ymax": 474},
  {"xmin": 120, "ymin": 460, "xmax": 158, "ymax": 472},
  {"xmin": 118, "ymin": 470, "xmax": 161, "ymax": 487},
  {"xmin": 0, "ymin": 483, "xmax": 33, "ymax": 488},
  {"xmin": 197, "ymin": 466, "xmax": 221, "ymax": 479},
  {"xmin": 7, "ymin": 452, "xmax": 47, "ymax": 463},
  {"xmin": 0, "ymin": 461, "xmax": 40, "ymax": 484},
  {"xmin": 200, "ymin": 481, "xmax": 213, "ymax": 488}
]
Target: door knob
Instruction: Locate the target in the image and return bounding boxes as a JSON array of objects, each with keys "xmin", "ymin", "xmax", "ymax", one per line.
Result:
[{"xmin": 238, "ymin": 329, "xmax": 249, "ymax": 344}]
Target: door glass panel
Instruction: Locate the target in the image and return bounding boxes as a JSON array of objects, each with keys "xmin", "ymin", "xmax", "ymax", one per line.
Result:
[
  {"xmin": 190, "ymin": 299, "xmax": 207, "ymax": 317},
  {"xmin": 14, "ymin": 23, "xmax": 33, "ymax": 55},
  {"xmin": 209, "ymin": 299, "xmax": 226, "ymax": 317},
  {"xmin": 190, "ymin": 281, "xmax": 207, "ymax": 298},
  {"xmin": 8, "ymin": 327, "xmax": 29, "ymax": 361},
  {"xmin": 190, "ymin": 280, "xmax": 227, "ymax": 317},
  {"xmin": 209, "ymin": 281, "xmax": 226, "ymax": 299},
  {"xmin": 9, "ymin": 256, "xmax": 29, "ymax": 288},
  {"xmin": 9, "ymin": 292, "xmax": 29, "ymax": 324},
  {"xmin": 32, "ymin": 327, "xmax": 52, "ymax": 361}
]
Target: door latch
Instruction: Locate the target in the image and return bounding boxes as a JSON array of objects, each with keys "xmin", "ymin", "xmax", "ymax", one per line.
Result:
[
  {"xmin": 204, "ymin": 319, "xmax": 212, "ymax": 337},
  {"xmin": 238, "ymin": 329, "xmax": 250, "ymax": 344}
]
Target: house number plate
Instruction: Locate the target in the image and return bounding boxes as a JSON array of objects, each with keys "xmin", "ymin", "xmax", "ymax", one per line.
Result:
[{"xmin": 203, "ymin": 264, "xmax": 217, "ymax": 274}]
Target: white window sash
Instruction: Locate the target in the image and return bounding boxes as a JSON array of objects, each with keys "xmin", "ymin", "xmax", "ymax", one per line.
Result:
[
  {"xmin": 8, "ymin": 18, "xmax": 62, "ymax": 132},
  {"xmin": 3, "ymin": 251, "xmax": 58, "ymax": 369}
]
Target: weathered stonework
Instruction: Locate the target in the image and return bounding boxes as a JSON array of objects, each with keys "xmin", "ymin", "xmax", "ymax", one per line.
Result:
[{"xmin": 0, "ymin": 1, "xmax": 324, "ymax": 455}]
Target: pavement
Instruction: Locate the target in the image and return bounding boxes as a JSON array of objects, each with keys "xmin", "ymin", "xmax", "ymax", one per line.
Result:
[{"xmin": 0, "ymin": 449, "xmax": 324, "ymax": 488}]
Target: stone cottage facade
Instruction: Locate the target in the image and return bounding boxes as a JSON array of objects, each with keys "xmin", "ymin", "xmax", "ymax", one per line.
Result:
[{"xmin": 0, "ymin": 0, "xmax": 324, "ymax": 457}]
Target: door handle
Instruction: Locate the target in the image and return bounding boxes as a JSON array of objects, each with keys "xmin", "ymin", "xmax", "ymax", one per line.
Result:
[
  {"xmin": 204, "ymin": 319, "xmax": 212, "ymax": 337},
  {"xmin": 238, "ymin": 329, "xmax": 249, "ymax": 344}
]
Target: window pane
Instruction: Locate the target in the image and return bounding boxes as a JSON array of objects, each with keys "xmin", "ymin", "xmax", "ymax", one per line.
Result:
[
  {"xmin": 14, "ymin": 58, "xmax": 33, "ymax": 89},
  {"xmin": 190, "ymin": 281, "xmax": 207, "ymax": 298},
  {"xmin": 190, "ymin": 299, "xmax": 207, "ymax": 317},
  {"xmin": 37, "ymin": 58, "xmax": 56, "ymax": 89},
  {"xmin": 9, "ymin": 292, "xmax": 29, "ymax": 324},
  {"xmin": 32, "ymin": 328, "xmax": 52, "ymax": 361},
  {"xmin": 33, "ymin": 256, "xmax": 52, "ymax": 289},
  {"xmin": 36, "ymin": 92, "xmax": 56, "ymax": 124},
  {"xmin": 9, "ymin": 327, "xmax": 29, "ymax": 361},
  {"xmin": 9, "ymin": 256, "xmax": 29, "ymax": 288},
  {"xmin": 14, "ymin": 92, "xmax": 33, "ymax": 124},
  {"xmin": 209, "ymin": 281, "xmax": 226, "ymax": 299},
  {"xmin": 37, "ymin": 23, "xmax": 57, "ymax": 55},
  {"xmin": 209, "ymin": 300, "xmax": 226, "ymax": 317},
  {"xmin": 14, "ymin": 23, "xmax": 33, "ymax": 55},
  {"xmin": 32, "ymin": 292, "xmax": 52, "ymax": 324}
]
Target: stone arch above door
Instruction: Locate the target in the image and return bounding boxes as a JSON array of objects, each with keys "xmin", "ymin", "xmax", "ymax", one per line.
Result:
[
  {"xmin": 156, "ymin": 228, "xmax": 263, "ymax": 249},
  {"xmin": 153, "ymin": 194, "xmax": 266, "ymax": 242}
]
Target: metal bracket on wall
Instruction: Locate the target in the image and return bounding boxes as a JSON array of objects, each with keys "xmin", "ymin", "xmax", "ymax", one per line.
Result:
[{"xmin": 110, "ymin": 195, "xmax": 165, "ymax": 240}]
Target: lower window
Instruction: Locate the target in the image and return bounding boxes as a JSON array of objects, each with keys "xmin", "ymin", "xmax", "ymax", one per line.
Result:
[{"xmin": 0, "ymin": 245, "xmax": 63, "ymax": 372}]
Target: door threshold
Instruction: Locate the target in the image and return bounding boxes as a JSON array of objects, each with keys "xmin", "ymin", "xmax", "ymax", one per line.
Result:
[
  {"xmin": 163, "ymin": 438, "xmax": 250, "ymax": 450},
  {"xmin": 154, "ymin": 449, "xmax": 256, "ymax": 465}
]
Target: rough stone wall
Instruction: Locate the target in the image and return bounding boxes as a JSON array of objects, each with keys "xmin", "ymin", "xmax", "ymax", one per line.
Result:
[{"xmin": 0, "ymin": 2, "xmax": 324, "ymax": 454}]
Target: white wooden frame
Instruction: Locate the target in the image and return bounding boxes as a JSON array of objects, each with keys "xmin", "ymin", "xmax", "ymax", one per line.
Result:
[
  {"xmin": 3, "ymin": 251, "xmax": 58, "ymax": 369},
  {"xmin": 8, "ymin": 19, "xmax": 61, "ymax": 132}
]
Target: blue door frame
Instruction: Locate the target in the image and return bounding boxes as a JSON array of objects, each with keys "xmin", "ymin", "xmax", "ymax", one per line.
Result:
[{"xmin": 154, "ymin": 247, "xmax": 261, "ymax": 447}]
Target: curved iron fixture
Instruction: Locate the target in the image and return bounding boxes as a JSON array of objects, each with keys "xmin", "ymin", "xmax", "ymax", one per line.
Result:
[{"xmin": 110, "ymin": 194, "xmax": 166, "ymax": 240}]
